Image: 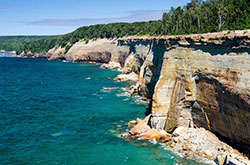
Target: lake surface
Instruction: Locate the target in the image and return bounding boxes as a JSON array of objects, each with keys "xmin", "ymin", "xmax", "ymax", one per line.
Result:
[{"xmin": 0, "ymin": 57, "xmax": 198, "ymax": 164}]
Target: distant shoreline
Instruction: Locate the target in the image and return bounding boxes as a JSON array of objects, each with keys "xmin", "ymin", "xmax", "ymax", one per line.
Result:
[{"xmin": 0, "ymin": 51, "xmax": 16, "ymax": 57}]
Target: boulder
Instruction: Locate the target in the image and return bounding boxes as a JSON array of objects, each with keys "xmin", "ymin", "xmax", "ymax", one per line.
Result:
[
  {"xmin": 182, "ymin": 143, "xmax": 191, "ymax": 151},
  {"xmin": 129, "ymin": 115, "xmax": 151, "ymax": 135},
  {"xmin": 115, "ymin": 72, "xmax": 139, "ymax": 82},
  {"xmin": 127, "ymin": 120, "xmax": 137, "ymax": 127},
  {"xmin": 120, "ymin": 132, "xmax": 131, "ymax": 139},
  {"xmin": 140, "ymin": 128, "xmax": 170, "ymax": 141},
  {"xmin": 224, "ymin": 154, "xmax": 250, "ymax": 165},
  {"xmin": 172, "ymin": 126, "xmax": 188, "ymax": 137},
  {"xmin": 100, "ymin": 61, "xmax": 121, "ymax": 69}
]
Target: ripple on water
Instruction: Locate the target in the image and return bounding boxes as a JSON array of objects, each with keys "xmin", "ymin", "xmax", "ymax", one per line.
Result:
[{"xmin": 0, "ymin": 57, "xmax": 198, "ymax": 164}]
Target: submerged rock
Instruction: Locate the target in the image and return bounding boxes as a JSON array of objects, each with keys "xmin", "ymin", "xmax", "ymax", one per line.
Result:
[{"xmin": 51, "ymin": 131, "xmax": 76, "ymax": 137}]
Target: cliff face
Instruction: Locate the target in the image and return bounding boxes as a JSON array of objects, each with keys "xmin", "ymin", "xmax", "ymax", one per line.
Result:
[
  {"xmin": 118, "ymin": 40, "xmax": 166, "ymax": 98},
  {"xmin": 47, "ymin": 39, "xmax": 130, "ymax": 64},
  {"xmin": 20, "ymin": 30, "xmax": 250, "ymax": 150},
  {"xmin": 117, "ymin": 30, "xmax": 250, "ymax": 150},
  {"xmin": 66, "ymin": 39, "xmax": 116, "ymax": 63},
  {"xmin": 150, "ymin": 48, "xmax": 250, "ymax": 146}
]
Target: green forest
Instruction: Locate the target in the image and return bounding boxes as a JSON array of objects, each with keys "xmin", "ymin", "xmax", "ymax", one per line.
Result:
[
  {"xmin": 0, "ymin": 36, "xmax": 54, "ymax": 53},
  {"xmin": 1, "ymin": 0, "xmax": 249, "ymax": 54}
]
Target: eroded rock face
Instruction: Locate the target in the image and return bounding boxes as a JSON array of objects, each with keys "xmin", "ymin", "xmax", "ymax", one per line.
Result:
[
  {"xmin": 118, "ymin": 40, "xmax": 166, "ymax": 98},
  {"xmin": 18, "ymin": 30, "xmax": 250, "ymax": 157},
  {"xmin": 19, "ymin": 51, "xmax": 49, "ymax": 58},
  {"xmin": 66, "ymin": 39, "xmax": 129, "ymax": 63},
  {"xmin": 46, "ymin": 30, "xmax": 249, "ymax": 161},
  {"xmin": 100, "ymin": 61, "xmax": 121, "ymax": 69},
  {"xmin": 193, "ymin": 74, "xmax": 250, "ymax": 147},
  {"xmin": 117, "ymin": 31, "xmax": 250, "ymax": 154},
  {"xmin": 47, "ymin": 46, "xmax": 66, "ymax": 60},
  {"xmin": 122, "ymin": 53, "xmax": 142, "ymax": 74},
  {"xmin": 149, "ymin": 47, "xmax": 250, "ymax": 148},
  {"xmin": 115, "ymin": 72, "xmax": 139, "ymax": 82}
]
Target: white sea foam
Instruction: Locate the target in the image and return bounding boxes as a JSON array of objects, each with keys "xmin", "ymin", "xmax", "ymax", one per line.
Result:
[{"xmin": 149, "ymin": 139, "xmax": 157, "ymax": 144}]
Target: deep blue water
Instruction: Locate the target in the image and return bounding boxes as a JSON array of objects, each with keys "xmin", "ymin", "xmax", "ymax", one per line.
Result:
[{"xmin": 0, "ymin": 57, "xmax": 197, "ymax": 164}]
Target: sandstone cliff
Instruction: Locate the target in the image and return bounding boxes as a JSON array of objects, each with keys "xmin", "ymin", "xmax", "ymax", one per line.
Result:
[
  {"xmin": 118, "ymin": 30, "xmax": 250, "ymax": 163},
  {"xmin": 119, "ymin": 30, "xmax": 250, "ymax": 151},
  {"xmin": 46, "ymin": 39, "xmax": 130, "ymax": 64},
  {"xmin": 19, "ymin": 30, "xmax": 250, "ymax": 162}
]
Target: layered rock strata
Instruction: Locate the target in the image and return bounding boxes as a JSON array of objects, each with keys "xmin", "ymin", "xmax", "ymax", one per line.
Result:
[
  {"xmin": 18, "ymin": 30, "xmax": 250, "ymax": 162},
  {"xmin": 118, "ymin": 30, "xmax": 250, "ymax": 163},
  {"xmin": 117, "ymin": 30, "xmax": 250, "ymax": 150}
]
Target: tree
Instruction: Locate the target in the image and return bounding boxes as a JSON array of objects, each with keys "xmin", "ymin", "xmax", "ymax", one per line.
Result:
[
  {"xmin": 214, "ymin": 0, "xmax": 228, "ymax": 30},
  {"xmin": 1, "ymin": 0, "xmax": 249, "ymax": 54}
]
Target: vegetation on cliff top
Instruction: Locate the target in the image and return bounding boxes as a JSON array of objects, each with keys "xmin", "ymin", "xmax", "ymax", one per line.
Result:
[
  {"xmin": 0, "ymin": 36, "xmax": 54, "ymax": 53},
  {"xmin": 1, "ymin": 0, "xmax": 249, "ymax": 54}
]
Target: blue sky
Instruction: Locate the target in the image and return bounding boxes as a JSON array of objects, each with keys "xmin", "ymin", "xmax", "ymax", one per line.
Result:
[{"xmin": 0, "ymin": 0, "xmax": 191, "ymax": 36}]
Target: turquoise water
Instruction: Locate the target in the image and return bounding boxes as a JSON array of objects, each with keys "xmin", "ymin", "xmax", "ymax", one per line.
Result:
[{"xmin": 0, "ymin": 57, "xmax": 197, "ymax": 164}]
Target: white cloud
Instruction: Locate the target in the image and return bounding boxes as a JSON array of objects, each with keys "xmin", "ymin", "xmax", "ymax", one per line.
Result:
[{"xmin": 27, "ymin": 10, "xmax": 167, "ymax": 26}]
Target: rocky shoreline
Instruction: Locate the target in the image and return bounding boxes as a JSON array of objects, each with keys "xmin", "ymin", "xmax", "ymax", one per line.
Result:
[
  {"xmin": 109, "ymin": 70, "xmax": 250, "ymax": 164},
  {"xmin": 97, "ymin": 62, "xmax": 250, "ymax": 164},
  {"xmin": 120, "ymin": 115, "xmax": 250, "ymax": 164},
  {"xmin": 14, "ymin": 30, "xmax": 250, "ymax": 164}
]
